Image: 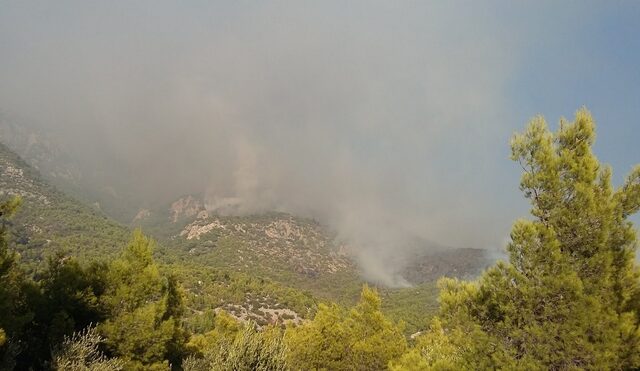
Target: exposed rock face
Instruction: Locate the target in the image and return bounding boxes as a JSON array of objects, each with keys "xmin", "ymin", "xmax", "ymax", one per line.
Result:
[
  {"xmin": 176, "ymin": 203, "xmax": 491, "ymax": 285},
  {"xmin": 0, "ymin": 120, "xmax": 82, "ymax": 183},
  {"xmin": 180, "ymin": 213, "xmax": 354, "ymax": 276},
  {"xmin": 171, "ymin": 195, "xmax": 490, "ymax": 288},
  {"xmin": 132, "ymin": 208, "xmax": 151, "ymax": 223},
  {"xmin": 264, "ymin": 219, "xmax": 304, "ymax": 240},
  {"xmin": 0, "ymin": 154, "xmax": 50, "ymax": 205},
  {"xmin": 170, "ymin": 195, "xmax": 203, "ymax": 222},
  {"xmin": 180, "ymin": 218, "xmax": 225, "ymax": 240}
]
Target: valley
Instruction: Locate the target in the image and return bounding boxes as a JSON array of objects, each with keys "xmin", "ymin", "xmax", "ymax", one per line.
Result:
[{"xmin": 0, "ymin": 130, "xmax": 491, "ymax": 336}]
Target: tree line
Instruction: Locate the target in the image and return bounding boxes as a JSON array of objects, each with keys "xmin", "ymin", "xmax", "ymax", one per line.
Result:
[{"xmin": 1, "ymin": 108, "xmax": 639, "ymax": 370}]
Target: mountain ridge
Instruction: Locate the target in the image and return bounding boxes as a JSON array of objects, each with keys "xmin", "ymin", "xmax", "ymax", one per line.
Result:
[{"xmin": 0, "ymin": 133, "xmax": 491, "ymax": 334}]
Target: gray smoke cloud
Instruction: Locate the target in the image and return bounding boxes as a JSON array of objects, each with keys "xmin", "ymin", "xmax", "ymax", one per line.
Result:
[{"xmin": 0, "ymin": 2, "xmax": 603, "ymax": 285}]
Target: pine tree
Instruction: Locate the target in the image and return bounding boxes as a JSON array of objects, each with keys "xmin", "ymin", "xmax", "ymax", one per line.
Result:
[
  {"xmin": 99, "ymin": 229, "xmax": 186, "ymax": 370},
  {"xmin": 17, "ymin": 253, "xmax": 109, "ymax": 368},
  {"xmin": 0, "ymin": 196, "xmax": 33, "ymax": 369},
  {"xmin": 0, "ymin": 196, "xmax": 25, "ymax": 334},
  {"xmin": 184, "ymin": 315, "xmax": 288, "ymax": 371},
  {"xmin": 287, "ymin": 285, "xmax": 407, "ymax": 370},
  {"xmin": 403, "ymin": 108, "xmax": 640, "ymax": 370},
  {"xmin": 51, "ymin": 325, "xmax": 124, "ymax": 371}
]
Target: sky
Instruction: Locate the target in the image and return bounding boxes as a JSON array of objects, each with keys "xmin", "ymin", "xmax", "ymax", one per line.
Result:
[{"xmin": 0, "ymin": 1, "xmax": 639, "ymax": 284}]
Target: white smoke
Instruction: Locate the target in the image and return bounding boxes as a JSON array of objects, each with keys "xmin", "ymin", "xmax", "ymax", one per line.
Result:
[{"xmin": 0, "ymin": 1, "xmax": 606, "ymax": 284}]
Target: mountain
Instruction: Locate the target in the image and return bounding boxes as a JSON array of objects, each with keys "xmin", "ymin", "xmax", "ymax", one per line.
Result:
[
  {"xmin": 133, "ymin": 194, "xmax": 493, "ymax": 332},
  {"xmin": 0, "ymin": 141, "xmax": 130, "ymax": 267},
  {"xmin": 0, "ymin": 140, "xmax": 325, "ymax": 328},
  {"xmin": 133, "ymin": 197, "xmax": 364, "ymax": 302},
  {"xmin": 0, "ymin": 134, "xmax": 492, "ymax": 334},
  {"xmin": 0, "ymin": 118, "xmax": 142, "ymax": 222},
  {"xmin": 0, "ymin": 119, "xmax": 83, "ymax": 187},
  {"xmin": 0, "ymin": 120, "xmax": 492, "ymax": 288},
  {"xmin": 134, "ymin": 195, "xmax": 492, "ymax": 288}
]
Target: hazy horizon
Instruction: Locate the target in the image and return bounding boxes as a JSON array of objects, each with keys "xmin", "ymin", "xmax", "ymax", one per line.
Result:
[{"xmin": 1, "ymin": 1, "xmax": 639, "ymax": 285}]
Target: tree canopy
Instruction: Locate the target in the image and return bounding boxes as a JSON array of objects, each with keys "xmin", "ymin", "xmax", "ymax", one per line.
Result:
[
  {"xmin": 287, "ymin": 285, "xmax": 407, "ymax": 370},
  {"xmin": 394, "ymin": 108, "xmax": 640, "ymax": 370},
  {"xmin": 0, "ymin": 107, "xmax": 638, "ymax": 370}
]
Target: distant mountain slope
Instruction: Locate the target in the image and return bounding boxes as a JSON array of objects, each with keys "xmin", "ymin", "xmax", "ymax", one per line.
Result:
[
  {"xmin": 136, "ymin": 202, "xmax": 365, "ymax": 302},
  {"xmin": 134, "ymin": 196, "xmax": 493, "ymax": 334},
  {"xmin": 0, "ymin": 141, "xmax": 130, "ymax": 266},
  {"xmin": 134, "ymin": 195, "xmax": 492, "ymax": 301},
  {"xmin": 401, "ymin": 247, "xmax": 489, "ymax": 284},
  {"xmin": 0, "ymin": 120, "xmax": 492, "ymax": 289},
  {"xmin": 0, "ymin": 119, "xmax": 141, "ymax": 222},
  {"xmin": 0, "ymin": 141, "xmax": 323, "ymax": 326},
  {"xmin": 0, "ymin": 135, "xmax": 492, "ymax": 334},
  {"xmin": 0, "ymin": 119, "xmax": 83, "ymax": 185}
]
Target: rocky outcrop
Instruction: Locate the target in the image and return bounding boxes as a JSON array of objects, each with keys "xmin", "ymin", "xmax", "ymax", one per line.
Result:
[
  {"xmin": 170, "ymin": 195, "xmax": 203, "ymax": 222},
  {"xmin": 132, "ymin": 208, "xmax": 151, "ymax": 223},
  {"xmin": 180, "ymin": 218, "xmax": 225, "ymax": 240},
  {"xmin": 0, "ymin": 156, "xmax": 50, "ymax": 205},
  {"xmin": 179, "ymin": 213, "xmax": 354, "ymax": 277}
]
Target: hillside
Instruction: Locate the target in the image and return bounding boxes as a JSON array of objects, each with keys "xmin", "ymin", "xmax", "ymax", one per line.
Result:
[
  {"xmin": 134, "ymin": 195, "xmax": 492, "ymax": 333},
  {"xmin": 133, "ymin": 197, "xmax": 364, "ymax": 303},
  {"xmin": 134, "ymin": 196, "xmax": 492, "ymax": 293},
  {"xmin": 0, "ymin": 138, "xmax": 491, "ymax": 334},
  {"xmin": 0, "ymin": 119, "xmax": 142, "ymax": 221},
  {"xmin": 0, "ymin": 141, "xmax": 130, "ymax": 267},
  {"xmin": 0, "ymin": 142, "xmax": 325, "ymax": 328},
  {"xmin": 0, "ymin": 122, "xmax": 491, "ymax": 290}
]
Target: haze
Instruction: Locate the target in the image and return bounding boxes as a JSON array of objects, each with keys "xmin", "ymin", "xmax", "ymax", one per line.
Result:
[{"xmin": 1, "ymin": 1, "xmax": 639, "ymax": 285}]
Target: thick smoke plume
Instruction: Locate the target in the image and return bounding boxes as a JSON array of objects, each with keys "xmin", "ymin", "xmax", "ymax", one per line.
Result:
[{"xmin": 1, "ymin": 2, "xmax": 604, "ymax": 285}]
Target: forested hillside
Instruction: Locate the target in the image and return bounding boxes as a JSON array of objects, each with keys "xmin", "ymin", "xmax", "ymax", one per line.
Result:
[
  {"xmin": 0, "ymin": 119, "xmax": 140, "ymax": 222},
  {"xmin": 1, "ymin": 109, "xmax": 639, "ymax": 370},
  {"xmin": 0, "ymin": 134, "xmax": 489, "ymax": 333},
  {"xmin": 0, "ymin": 142, "xmax": 328, "ymax": 338},
  {"xmin": 0, "ymin": 138, "xmax": 468, "ymax": 365},
  {"xmin": 0, "ymin": 141, "xmax": 130, "ymax": 267}
]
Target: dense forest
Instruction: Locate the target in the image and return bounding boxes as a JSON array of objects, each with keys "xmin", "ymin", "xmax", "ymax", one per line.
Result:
[{"xmin": 1, "ymin": 109, "xmax": 640, "ymax": 370}]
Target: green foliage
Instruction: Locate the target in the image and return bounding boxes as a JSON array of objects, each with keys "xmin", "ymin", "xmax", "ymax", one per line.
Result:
[
  {"xmin": 287, "ymin": 285, "xmax": 407, "ymax": 370},
  {"xmin": 0, "ymin": 196, "xmax": 27, "ymax": 333},
  {"xmin": 39, "ymin": 254, "xmax": 106, "ymax": 329},
  {"xmin": 406, "ymin": 108, "xmax": 640, "ymax": 370},
  {"xmin": 0, "ymin": 195, "xmax": 34, "ymax": 369},
  {"xmin": 164, "ymin": 273, "xmax": 190, "ymax": 365},
  {"xmin": 0, "ymin": 192, "xmax": 191, "ymax": 370},
  {"xmin": 174, "ymin": 262, "xmax": 319, "ymax": 330},
  {"xmin": 0, "ymin": 142, "xmax": 130, "ymax": 269},
  {"xmin": 8, "ymin": 109, "xmax": 640, "ymax": 369},
  {"xmin": 185, "ymin": 310, "xmax": 242, "ymax": 357},
  {"xmin": 15, "ymin": 253, "xmax": 109, "ymax": 368},
  {"xmin": 380, "ymin": 282, "xmax": 440, "ymax": 336},
  {"xmin": 150, "ymin": 208, "xmax": 369, "ymax": 307},
  {"xmin": 99, "ymin": 230, "xmax": 186, "ymax": 370},
  {"xmin": 170, "ymin": 232, "xmax": 364, "ymax": 306},
  {"xmin": 52, "ymin": 325, "xmax": 124, "ymax": 371},
  {"xmin": 184, "ymin": 320, "xmax": 288, "ymax": 371}
]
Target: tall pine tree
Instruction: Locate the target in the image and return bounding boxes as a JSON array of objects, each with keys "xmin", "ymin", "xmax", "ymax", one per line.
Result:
[
  {"xmin": 100, "ymin": 229, "xmax": 186, "ymax": 370},
  {"xmin": 397, "ymin": 108, "xmax": 640, "ymax": 370}
]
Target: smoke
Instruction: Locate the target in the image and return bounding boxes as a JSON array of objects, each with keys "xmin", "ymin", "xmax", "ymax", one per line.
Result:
[{"xmin": 0, "ymin": 2, "xmax": 607, "ymax": 285}]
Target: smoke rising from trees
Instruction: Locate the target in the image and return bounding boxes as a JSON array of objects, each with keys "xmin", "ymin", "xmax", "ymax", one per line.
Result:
[{"xmin": 0, "ymin": 2, "xmax": 618, "ymax": 284}]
